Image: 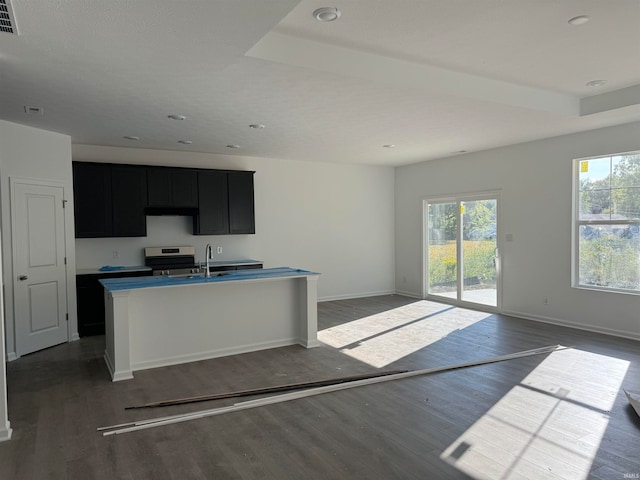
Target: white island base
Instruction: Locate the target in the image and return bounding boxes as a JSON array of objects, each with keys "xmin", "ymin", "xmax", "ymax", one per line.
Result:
[{"xmin": 102, "ymin": 269, "xmax": 320, "ymax": 381}]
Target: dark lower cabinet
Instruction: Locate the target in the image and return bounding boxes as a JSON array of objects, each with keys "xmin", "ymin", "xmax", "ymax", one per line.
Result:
[
  {"xmin": 209, "ymin": 263, "xmax": 263, "ymax": 273},
  {"xmin": 76, "ymin": 271, "xmax": 152, "ymax": 337}
]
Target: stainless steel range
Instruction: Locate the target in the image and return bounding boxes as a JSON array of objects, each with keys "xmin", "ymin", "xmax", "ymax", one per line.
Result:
[{"xmin": 144, "ymin": 246, "xmax": 201, "ymax": 276}]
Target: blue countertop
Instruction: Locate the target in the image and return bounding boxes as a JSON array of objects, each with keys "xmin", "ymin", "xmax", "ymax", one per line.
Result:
[
  {"xmin": 99, "ymin": 267, "xmax": 319, "ymax": 292},
  {"xmin": 77, "ymin": 266, "xmax": 152, "ymax": 275},
  {"xmin": 79, "ymin": 260, "xmax": 262, "ymax": 276}
]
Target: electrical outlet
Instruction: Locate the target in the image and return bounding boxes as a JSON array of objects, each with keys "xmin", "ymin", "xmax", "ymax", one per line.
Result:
[
  {"xmin": 216, "ymin": 246, "xmax": 223, "ymax": 254},
  {"xmin": 112, "ymin": 250, "xmax": 119, "ymax": 259}
]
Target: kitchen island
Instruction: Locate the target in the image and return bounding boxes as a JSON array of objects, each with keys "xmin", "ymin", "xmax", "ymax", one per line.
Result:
[{"xmin": 100, "ymin": 267, "xmax": 320, "ymax": 381}]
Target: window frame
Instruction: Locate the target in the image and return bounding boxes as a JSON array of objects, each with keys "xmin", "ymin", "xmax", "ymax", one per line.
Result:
[{"xmin": 572, "ymin": 150, "xmax": 640, "ymax": 295}]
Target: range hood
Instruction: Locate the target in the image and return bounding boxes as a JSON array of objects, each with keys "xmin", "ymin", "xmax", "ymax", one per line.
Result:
[{"xmin": 145, "ymin": 207, "xmax": 198, "ymax": 216}]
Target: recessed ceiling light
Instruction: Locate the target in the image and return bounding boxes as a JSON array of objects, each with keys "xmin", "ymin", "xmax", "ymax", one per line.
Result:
[
  {"xmin": 586, "ymin": 79, "xmax": 607, "ymax": 87},
  {"xmin": 168, "ymin": 114, "xmax": 186, "ymax": 120},
  {"xmin": 24, "ymin": 106, "xmax": 44, "ymax": 115},
  {"xmin": 226, "ymin": 144, "xmax": 240, "ymax": 149},
  {"xmin": 249, "ymin": 124, "xmax": 265, "ymax": 129},
  {"xmin": 313, "ymin": 7, "xmax": 341, "ymax": 22},
  {"xmin": 568, "ymin": 15, "xmax": 590, "ymax": 26},
  {"xmin": 382, "ymin": 144, "xmax": 396, "ymax": 148},
  {"xmin": 177, "ymin": 140, "xmax": 192, "ymax": 145},
  {"xmin": 123, "ymin": 136, "xmax": 140, "ymax": 141}
]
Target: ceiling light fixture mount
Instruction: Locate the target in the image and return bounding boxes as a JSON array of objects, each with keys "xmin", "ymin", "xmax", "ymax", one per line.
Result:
[
  {"xmin": 249, "ymin": 124, "xmax": 265, "ymax": 129},
  {"xmin": 168, "ymin": 114, "xmax": 186, "ymax": 120},
  {"xmin": 313, "ymin": 7, "xmax": 341, "ymax": 22},
  {"xmin": 568, "ymin": 15, "xmax": 590, "ymax": 26},
  {"xmin": 226, "ymin": 144, "xmax": 240, "ymax": 149},
  {"xmin": 382, "ymin": 144, "xmax": 396, "ymax": 148},
  {"xmin": 177, "ymin": 140, "xmax": 192, "ymax": 145},
  {"xmin": 586, "ymin": 79, "xmax": 607, "ymax": 87},
  {"xmin": 123, "ymin": 136, "xmax": 140, "ymax": 141}
]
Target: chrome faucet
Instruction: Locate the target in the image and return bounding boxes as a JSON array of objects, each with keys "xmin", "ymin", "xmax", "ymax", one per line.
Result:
[{"xmin": 204, "ymin": 244, "xmax": 212, "ymax": 278}]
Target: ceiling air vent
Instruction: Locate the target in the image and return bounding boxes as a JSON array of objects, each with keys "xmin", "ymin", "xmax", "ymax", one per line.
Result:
[{"xmin": 0, "ymin": 0, "xmax": 19, "ymax": 35}]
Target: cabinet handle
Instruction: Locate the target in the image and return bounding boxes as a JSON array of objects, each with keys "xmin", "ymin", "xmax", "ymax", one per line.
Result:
[{"xmin": 18, "ymin": 275, "xmax": 28, "ymax": 281}]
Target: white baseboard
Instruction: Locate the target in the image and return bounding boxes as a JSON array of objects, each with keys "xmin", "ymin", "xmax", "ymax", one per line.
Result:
[
  {"xmin": 502, "ymin": 309, "xmax": 640, "ymax": 342},
  {"xmin": 319, "ymin": 290, "xmax": 396, "ymax": 302},
  {"xmin": 130, "ymin": 338, "xmax": 300, "ymax": 374},
  {"xmin": 299, "ymin": 338, "xmax": 321, "ymax": 348},
  {"xmin": 6, "ymin": 352, "xmax": 18, "ymax": 362},
  {"xmin": 394, "ymin": 289, "xmax": 422, "ymax": 299},
  {"xmin": 0, "ymin": 422, "xmax": 12, "ymax": 442},
  {"xmin": 70, "ymin": 332, "xmax": 80, "ymax": 342},
  {"xmin": 103, "ymin": 351, "xmax": 133, "ymax": 382}
]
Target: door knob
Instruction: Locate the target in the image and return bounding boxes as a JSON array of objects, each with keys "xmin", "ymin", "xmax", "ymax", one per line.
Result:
[{"xmin": 18, "ymin": 275, "xmax": 28, "ymax": 281}]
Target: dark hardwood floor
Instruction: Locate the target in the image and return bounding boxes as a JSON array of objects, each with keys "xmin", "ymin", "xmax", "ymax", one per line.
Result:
[{"xmin": 1, "ymin": 295, "xmax": 638, "ymax": 479}]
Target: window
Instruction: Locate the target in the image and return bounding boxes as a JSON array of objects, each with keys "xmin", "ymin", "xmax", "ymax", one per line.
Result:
[{"xmin": 574, "ymin": 151, "xmax": 640, "ymax": 293}]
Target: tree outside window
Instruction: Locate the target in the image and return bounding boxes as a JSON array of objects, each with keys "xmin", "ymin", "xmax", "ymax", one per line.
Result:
[{"xmin": 576, "ymin": 152, "xmax": 640, "ymax": 292}]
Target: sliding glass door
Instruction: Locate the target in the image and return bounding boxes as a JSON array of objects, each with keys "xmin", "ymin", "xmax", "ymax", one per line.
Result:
[{"xmin": 426, "ymin": 194, "xmax": 500, "ymax": 309}]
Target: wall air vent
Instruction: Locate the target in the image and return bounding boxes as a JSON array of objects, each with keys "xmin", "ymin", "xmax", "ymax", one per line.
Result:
[
  {"xmin": 0, "ymin": 0, "xmax": 19, "ymax": 35},
  {"xmin": 24, "ymin": 106, "xmax": 44, "ymax": 115}
]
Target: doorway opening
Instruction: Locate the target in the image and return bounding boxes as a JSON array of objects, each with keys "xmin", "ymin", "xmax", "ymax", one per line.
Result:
[{"xmin": 424, "ymin": 193, "xmax": 500, "ymax": 310}]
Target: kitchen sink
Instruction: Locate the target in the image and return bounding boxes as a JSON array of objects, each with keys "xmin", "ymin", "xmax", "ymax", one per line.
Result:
[
  {"xmin": 167, "ymin": 272, "xmax": 228, "ymax": 279},
  {"xmin": 168, "ymin": 273, "xmax": 205, "ymax": 279}
]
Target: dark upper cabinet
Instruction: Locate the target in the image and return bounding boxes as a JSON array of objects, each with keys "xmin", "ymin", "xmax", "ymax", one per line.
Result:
[
  {"xmin": 73, "ymin": 162, "xmax": 147, "ymax": 238},
  {"xmin": 147, "ymin": 167, "xmax": 198, "ymax": 208},
  {"xmin": 74, "ymin": 162, "xmax": 254, "ymax": 238},
  {"xmin": 194, "ymin": 170, "xmax": 255, "ymax": 235},
  {"xmin": 73, "ymin": 162, "xmax": 113, "ymax": 238},
  {"xmin": 111, "ymin": 165, "xmax": 147, "ymax": 237},
  {"xmin": 194, "ymin": 170, "xmax": 229, "ymax": 235},
  {"xmin": 228, "ymin": 171, "xmax": 255, "ymax": 234}
]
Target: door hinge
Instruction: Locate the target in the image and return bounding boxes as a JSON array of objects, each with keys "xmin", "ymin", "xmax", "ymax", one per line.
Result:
[
  {"xmin": 64, "ymin": 257, "xmax": 67, "ymax": 265},
  {"xmin": 62, "ymin": 199, "xmax": 68, "ymax": 208},
  {"xmin": 66, "ymin": 313, "xmax": 69, "ymax": 321}
]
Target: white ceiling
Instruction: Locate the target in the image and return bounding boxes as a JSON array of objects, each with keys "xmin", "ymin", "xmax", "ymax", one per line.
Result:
[{"xmin": 1, "ymin": 0, "xmax": 639, "ymax": 166}]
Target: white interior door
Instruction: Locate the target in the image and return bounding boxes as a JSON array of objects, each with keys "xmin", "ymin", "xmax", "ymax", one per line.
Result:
[{"xmin": 12, "ymin": 180, "xmax": 68, "ymax": 356}]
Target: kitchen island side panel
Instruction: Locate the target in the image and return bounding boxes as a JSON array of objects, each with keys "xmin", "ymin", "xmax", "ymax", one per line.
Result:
[{"xmin": 123, "ymin": 277, "xmax": 312, "ymax": 373}]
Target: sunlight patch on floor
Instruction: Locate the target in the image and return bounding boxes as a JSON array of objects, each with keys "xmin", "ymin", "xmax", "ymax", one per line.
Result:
[
  {"xmin": 318, "ymin": 301, "xmax": 491, "ymax": 368},
  {"xmin": 442, "ymin": 348, "xmax": 629, "ymax": 480}
]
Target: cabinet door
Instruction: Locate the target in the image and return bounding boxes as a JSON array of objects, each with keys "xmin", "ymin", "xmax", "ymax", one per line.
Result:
[
  {"xmin": 171, "ymin": 169, "xmax": 198, "ymax": 207},
  {"xmin": 73, "ymin": 162, "xmax": 112, "ymax": 238},
  {"xmin": 147, "ymin": 167, "xmax": 172, "ymax": 207},
  {"xmin": 147, "ymin": 167, "xmax": 198, "ymax": 208},
  {"xmin": 77, "ymin": 271, "xmax": 153, "ymax": 337},
  {"xmin": 76, "ymin": 274, "xmax": 106, "ymax": 337},
  {"xmin": 228, "ymin": 171, "xmax": 255, "ymax": 234},
  {"xmin": 194, "ymin": 171, "xmax": 229, "ymax": 235},
  {"xmin": 112, "ymin": 165, "xmax": 147, "ymax": 237}
]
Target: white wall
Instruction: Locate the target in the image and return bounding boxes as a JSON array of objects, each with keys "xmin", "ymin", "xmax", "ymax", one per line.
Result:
[
  {"xmin": 72, "ymin": 145, "xmax": 396, "ymax": 301},
  {"xmin": 396, "ymin": 121, "xmax": 640, "ymax": 340},
  {"xmin": 0, "ymin": 120, "xmax": 77, "ymax": 360},
  {"xmin": 0, "ymin": 221, "xmax": 11, "ymax": 441}
]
